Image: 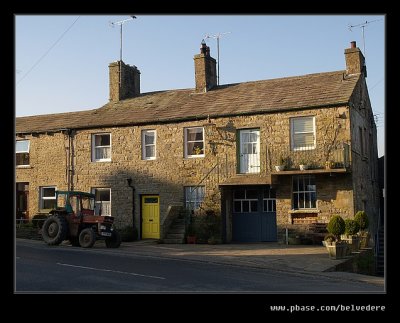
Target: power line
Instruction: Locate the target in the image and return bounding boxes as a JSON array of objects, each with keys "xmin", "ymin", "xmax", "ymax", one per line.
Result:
[{"xmin": 17, "ymin": 16, "xmax": 81, "ymax": 86}]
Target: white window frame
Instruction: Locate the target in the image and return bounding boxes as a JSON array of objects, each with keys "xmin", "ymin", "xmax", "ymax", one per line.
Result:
[
  {"xmin": 91, "ymin": 188, "xmax": 111, "ymax": 216},
  {"xmin": 40, "ymin": 186, "xmax": 57, "ymax": 210},
  {"xmin": 184, "ymin": 186, "xmax": 205, "ymax": 211},
  {"xmin": 184, "ymin": 127, "xmax": 205, "ymax": 158},
  {"xmin": 92, "ymin": 133, "xmax": 111, "ymax": 162},
  {"xmin": 16, "ymin": 140, "xmax": 30, "ymax": 167},
  {"xmin": 292, "ymin": 175, "xmax": 317, "ymax": 209},
  {"xmin": 142, "ymin": 130, "xmax": 156, "ymax": 160},
  {"xmin": 290, "ymin": 116, "xmax": 316, "ymax": 151}
]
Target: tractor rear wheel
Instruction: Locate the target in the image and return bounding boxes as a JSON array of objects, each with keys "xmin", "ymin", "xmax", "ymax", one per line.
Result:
[
  {"xmin": 79, "ymin": 228, "xmax": 96, "ymax": 248},
  {"xmin": 42, "ymin": 215, "xmax": 68, "ymax": 245},
  {"xmin": 105, "ymin": 230, "xmax": 121, "ymax": 248}
]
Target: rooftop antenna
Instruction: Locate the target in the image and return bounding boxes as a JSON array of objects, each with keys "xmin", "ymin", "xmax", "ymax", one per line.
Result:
[
  {"xmin": 205, "ymin": 32, "xmax": 231, "ymax": 86},
  {"xmin": 110, "ymin": 16, "xmax": 136, "ymax": 62},
  {"xmin": 348, "ymin": 18, "xmax": 383, "ymax": 59}
]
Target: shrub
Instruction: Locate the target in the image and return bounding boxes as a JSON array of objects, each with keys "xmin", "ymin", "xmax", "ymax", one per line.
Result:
[
  {"xmin": 324, "ymin": 233, "xmax": 336, "ymax": 243},
  {"xmin": 354, "ymin": 211, "xmax": 369, "ymax": 231},
  {"xmin": 327, "ymin": 215, "xmax": 345, "ymax": 240},
  {"xmin": 344, "ymin": 219, "xmax": 360, "ymax": 236},
  {"xmin": 119, "ymin": 225, "xmax": 138, "ymax": 242},
  {"xmin": 32, "ymin": 214, "xmax": 48, "ymax": 228}
]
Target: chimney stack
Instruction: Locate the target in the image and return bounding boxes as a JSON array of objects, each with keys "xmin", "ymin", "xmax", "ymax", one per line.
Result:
[
  {"xmin": 193, "ymin": 40, "xmax": 217, "ymax": 93},
  {"xmin": 109, "ymin": 61, "xmax": 141, "ymax": 102},
  {"xmin": 345, "ymin": 41, "xmax": 367, "ymax": 77}
]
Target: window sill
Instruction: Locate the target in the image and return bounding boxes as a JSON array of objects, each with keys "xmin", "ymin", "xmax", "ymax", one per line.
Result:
[
  {"xmin": 16, "ymin": 165, "xmax": 32, "ymax": 169},
  {"xmin": 185, "ymin": 155, "xmax": 205, "ymax": 159},
  {"xmin": 288, "ymin": 209, "xmax": 321, "ymax": 214},
  {"xmin": 92, "ymin": 159, "xmax": 111, "ymax": 163}
]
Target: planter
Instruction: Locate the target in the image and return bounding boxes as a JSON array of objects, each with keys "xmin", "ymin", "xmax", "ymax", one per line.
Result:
[
  {"xmin": 186, "ymin": 236, "xmax": 196, "ymax": 244},
  {"xmin": 326, "ymin": 242, "xmax": 348, "ymax": 259},
  {"xmin": 341, "ymin": 235, "xmax": 360, "ymax": 252},
  {"xmin": 359, "ymin": 232, "xmax": 370, "ymax": 248},
  {"xmin": 299, "ymin": 164, "xmax": 309, "ymax": 171},
  {"xmin": 325, "ymin": 161, "xmax": 335, "ymax": 169},
  {"xmin": 275, "ymin": 165, "xmax": 285, "ymax": 172}
]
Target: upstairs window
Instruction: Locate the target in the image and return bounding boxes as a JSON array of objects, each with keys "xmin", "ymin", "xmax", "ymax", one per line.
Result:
[
  {"xmin": 142, "ymin": 130, "xmax": 156, "ymax": 160},
  {"xmin": 291, "ymin": 116, "xmax": 315, "ymax": 150},
  {"xmin": 16, "ymin": 140, "xmax": 30, "ymax": 166},
  {"xmin": 92, "ymin": 134, "xmax": 111, "ymax": 162},
  {"xmin": 185, "ymin": 127, "xmax": 205, "ymax": 158}
]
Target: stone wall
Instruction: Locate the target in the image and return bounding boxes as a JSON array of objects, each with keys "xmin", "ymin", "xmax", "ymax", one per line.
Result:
[{"xmin": 17, "ymin": 105, "xmax": 370, "ymax": 240}]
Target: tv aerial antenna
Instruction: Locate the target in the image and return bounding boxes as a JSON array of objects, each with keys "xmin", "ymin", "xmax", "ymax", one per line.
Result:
[
  {"xmin": 348, "ymin": 18, "xmax": 383, "ymax": 58},
  {"xmin": 110, "ymin": 16, "xmax": 136, "ymax": 62},
  {"xmin": 204, "ymin": 32, "xmax": 231, "ymax": 86}
]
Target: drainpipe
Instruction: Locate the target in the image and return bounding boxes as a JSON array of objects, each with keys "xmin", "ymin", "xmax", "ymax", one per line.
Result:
[{"xmin": 127, "ymin": 178, "xmax": 135, "ymax": 228}]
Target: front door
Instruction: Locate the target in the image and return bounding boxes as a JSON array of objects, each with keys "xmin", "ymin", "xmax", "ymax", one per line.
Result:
[
  {"xmin": 239, "ymin": 129, "xmax": 260, "ymax": 173},
  {"xmin": 141, "ymin": 195, "xmax": 160, "ymax": 239},
  {"xmin": 16, "ymin": 182, "xmax": 29, "ymax": 220}
]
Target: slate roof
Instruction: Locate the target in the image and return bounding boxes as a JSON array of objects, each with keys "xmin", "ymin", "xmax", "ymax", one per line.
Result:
[{"xmin": 16, "ymin": 70, "xmax": 359, "ymax": 134}]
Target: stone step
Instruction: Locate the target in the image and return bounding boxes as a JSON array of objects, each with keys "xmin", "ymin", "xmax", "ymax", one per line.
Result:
[
  {"xmin": 166, "ymin": 233, "xmax": 185, "ymax": 239},
  {"xmin": 163, "ymin": 238, "xmax": 184, "ymax": 244},
  {"xmin": 173, "ymin": 218, "xmax": 185, "ymax": 224},
  {"xmin": 169, "ymin": 229, "xmax": 185, "ymax": 235}
]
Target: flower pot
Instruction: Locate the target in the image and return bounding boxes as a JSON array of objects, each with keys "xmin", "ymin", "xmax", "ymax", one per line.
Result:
[
  {"xmin": 326, "ymin": 242, "xmax": 348, "ymax": 259},
  {"xmin": 275, "ymin": 165, "xmax": 285, "ymax": 172},
  {"xmin": 186, "ymin": 236, "xmax": 196, "ymax": 244},
  {"xmin": 299, "ymin": 164, "xmax": 308, "ymax": 171}
]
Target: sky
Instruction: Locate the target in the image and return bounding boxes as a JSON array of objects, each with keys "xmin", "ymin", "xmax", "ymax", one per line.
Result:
[{"xmin": 15, "ymin": 15, "xmax": 385, "ymax": 157}]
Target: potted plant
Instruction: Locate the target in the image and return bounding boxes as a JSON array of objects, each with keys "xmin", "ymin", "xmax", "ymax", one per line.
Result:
[
  {"xmin": 325, "ymin": 160, "xmax": 335, "ymax": 169},
  {"xmin": 342, "ymin": 219, "xmax": 360, "ymax": 253},
  {"xmin": 192, "ymin": 146, "xmax": 203, "ymax": 155},
  {"xmin": 299, "ymin": 159, "xmax": 309, "ymax": 170},
  {"xmin": 275, "ymin": 156, "xmax": 287, "ymax": 172},
  {"xmin": 325, "ymin": 215, "xmax": 348, "ymax": 259},
  {"xmin": 186, "ymin": 223, "xmax": 196, "ymax": 244},
  {"xmin": 354, "ymin": 210, "xmax": 370, "ymax": 248}
]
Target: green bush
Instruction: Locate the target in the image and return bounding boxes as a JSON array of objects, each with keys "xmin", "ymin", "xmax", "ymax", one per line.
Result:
[
  {"xmin": 324, "ymin": 233, "xmax": 336, "ymax": 243},
  {"xmin": 119, "ymin": 225, "xmax": 138, "ymax": 242},
  {"xmin": 344, "ymin": 219, "xmax": 360, "ymax": 236},
  {"xmin": 327, "ymin": 215, "xmax": 345, "ymax": 240},
  {"xmin": 354, "ymin": 211, "xmax": 369, "ymax": 231},
  {"xmin": 32, "ymin": 214, "xmax": 48, "ymax": 228}
]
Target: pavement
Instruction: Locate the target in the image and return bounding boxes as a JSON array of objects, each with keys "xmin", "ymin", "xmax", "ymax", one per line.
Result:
[{"xmin": 93, "ymin": 239, "xmax": 385, "ymax": 288}]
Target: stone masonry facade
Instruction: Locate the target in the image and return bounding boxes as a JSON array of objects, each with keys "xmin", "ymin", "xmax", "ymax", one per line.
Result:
[{"xmin": 16, "ymin": 40, "xmax": 379, "ymax": 244}]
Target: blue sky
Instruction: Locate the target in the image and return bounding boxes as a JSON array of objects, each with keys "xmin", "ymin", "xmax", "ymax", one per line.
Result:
[{"xmin": 15, "ymin": 15, "xmax": 385, "ymax": 156}]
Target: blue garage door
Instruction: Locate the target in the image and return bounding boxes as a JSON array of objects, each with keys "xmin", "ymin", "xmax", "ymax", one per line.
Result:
[{"xmin": 232, "ymin": 187, "xmax": 277, "ymax": 242}]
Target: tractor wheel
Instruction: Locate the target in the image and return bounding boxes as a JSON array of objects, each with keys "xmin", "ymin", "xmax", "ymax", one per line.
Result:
[
  {"xmin": 79, "ymin": 228, "xmax": 96, "ymax": 248},
  {"xmin": 70, "ymin": 237, "xmax": 80, "ymax": 247},
  {"xmin": 42, "ymin": 215, "xmax": 68, "ymax": 245},
  {"xmin": 105, "ymin": 230, "xmax": 121, "ymax": 248}
]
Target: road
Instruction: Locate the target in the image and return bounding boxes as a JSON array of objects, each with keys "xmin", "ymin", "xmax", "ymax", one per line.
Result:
[{"xmin": 16, "ymin": 239, "xmax": 383, "ymax": 292}]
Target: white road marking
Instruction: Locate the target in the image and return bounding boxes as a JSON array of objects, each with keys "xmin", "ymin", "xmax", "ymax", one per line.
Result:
[{"xmin": 56, "ymin": 262, "xmax": 165, "ymax": 280}]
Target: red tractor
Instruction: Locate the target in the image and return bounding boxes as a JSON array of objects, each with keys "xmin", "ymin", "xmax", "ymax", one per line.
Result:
[{"xmin": 41, "ymin": 190, "xmax": 121, "ymax": 248}]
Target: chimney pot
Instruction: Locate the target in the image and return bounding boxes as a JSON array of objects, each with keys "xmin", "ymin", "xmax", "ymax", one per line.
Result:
[
  {"xmin": 350, "ymin": 41, "xmax": 356, "ymax": 48},
  {"xmin": 200, "ymin": 40, "xmax": 207, "ymax": 54}
]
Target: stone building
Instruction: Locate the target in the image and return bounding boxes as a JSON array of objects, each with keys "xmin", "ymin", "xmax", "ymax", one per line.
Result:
[{"xmin": 16, "ymin": 40, "xmax": 379, "ymax": 244}]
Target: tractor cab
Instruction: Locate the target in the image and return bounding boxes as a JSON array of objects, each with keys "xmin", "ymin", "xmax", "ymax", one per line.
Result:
[{"xmin": 54, "ymin": 191, "xmax": 96, "ymax": 217}]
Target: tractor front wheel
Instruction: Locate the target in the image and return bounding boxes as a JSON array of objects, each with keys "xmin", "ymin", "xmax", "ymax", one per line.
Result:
[
  {"xmin": 105, "ymin": 230, "xmax": 121, "ymax": 248},
  {"xmin": 79, "ymin": 228, "xmax": 96, "ymax": 248},
  {"xmin": 42, "ymin": 215, "xmax": 67, "ymax": 245}
]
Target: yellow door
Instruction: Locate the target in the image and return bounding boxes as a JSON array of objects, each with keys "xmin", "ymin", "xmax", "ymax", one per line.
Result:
[{"xmin": 142, "ymin": 195, "xmax": 160, "ymax": 239}]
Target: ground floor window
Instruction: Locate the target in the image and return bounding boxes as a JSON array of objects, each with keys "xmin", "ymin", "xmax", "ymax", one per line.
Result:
[
  {"xmin": 40, "ymin": 186, "xmax": 57, "ymax": 210},
  {"xmin": 233, "ymin": 188, "xmax": 259, "ymax": 213},
  {"xmin": 184, "ymin": 186, "xmax": 205, "ymax": 211},
  {"xmin": 91, "ymin": 188, "xmax": 111, "ymax": 216},
  {"xmin": 292, "ymin": 175, "xmax": 316, "ymax": 209},
  {"xmin": 263, "ymin": 187, "xmax": 276, "ymax": 212}
]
